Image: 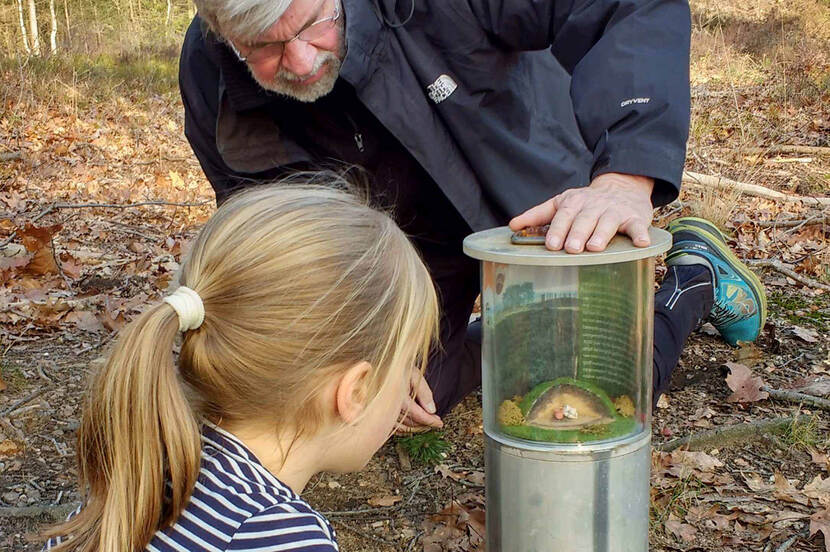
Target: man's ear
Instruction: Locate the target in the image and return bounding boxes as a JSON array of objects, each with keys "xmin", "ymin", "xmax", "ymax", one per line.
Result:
[{"xmin": 335, "ymin": 361, "xmax": 372, "ymax": 424}]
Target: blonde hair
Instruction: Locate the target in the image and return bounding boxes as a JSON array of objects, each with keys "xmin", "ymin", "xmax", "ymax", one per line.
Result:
[{"xmin": 44, "ymin": 183, "xmax": 439, "ymax": 551}]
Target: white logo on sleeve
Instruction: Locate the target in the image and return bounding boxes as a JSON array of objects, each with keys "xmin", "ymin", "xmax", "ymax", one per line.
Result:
[
  {"xmin": 620, "ymin": 97, "xmax": 651, "ymax": 108},
  {"xmin": 427, "ymin": 74, "xmax": 458, "ymax": 104}
]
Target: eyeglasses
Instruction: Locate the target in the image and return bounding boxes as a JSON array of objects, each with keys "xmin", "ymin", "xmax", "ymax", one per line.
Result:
[{"xmin": 229, "ymin": 0, "xmax": 340, "ymax": 64}]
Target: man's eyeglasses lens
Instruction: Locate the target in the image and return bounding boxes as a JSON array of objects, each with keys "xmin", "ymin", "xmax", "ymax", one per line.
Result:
[{"xmin": 237, "ymin": 5, "xmax": 338, "ymax": 64}]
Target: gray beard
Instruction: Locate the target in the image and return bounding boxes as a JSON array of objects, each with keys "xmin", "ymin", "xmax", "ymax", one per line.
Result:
[{"xmin": 252, "ymin": 51, "xmax": 342, "ymax": 102}]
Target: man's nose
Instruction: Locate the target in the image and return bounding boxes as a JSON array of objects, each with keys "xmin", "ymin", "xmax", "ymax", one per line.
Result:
[{"xmin": 280, "ymin": 40, "xmax": 318, "ymax": 77}]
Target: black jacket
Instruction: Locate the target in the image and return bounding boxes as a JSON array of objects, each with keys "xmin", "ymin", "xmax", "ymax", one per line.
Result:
[{"xmin": 179, "ymin": 0, "xmax": 691, "ymax": 231}]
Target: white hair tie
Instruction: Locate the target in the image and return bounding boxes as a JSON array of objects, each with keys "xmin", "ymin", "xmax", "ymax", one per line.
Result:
[{"xmin": 163, "ymin": 286, "xmax": 205, "ymax": 332}]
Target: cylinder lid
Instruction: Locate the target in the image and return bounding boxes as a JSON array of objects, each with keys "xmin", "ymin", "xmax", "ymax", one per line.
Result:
[{"xmin": 463, "ymin": 226, "xmax": 672, "ymax": 266}]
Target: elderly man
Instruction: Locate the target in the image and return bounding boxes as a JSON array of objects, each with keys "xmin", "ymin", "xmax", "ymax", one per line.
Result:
[{"xmin": 179, "ymin": 0, "xmax": 765, "ymax": 431}]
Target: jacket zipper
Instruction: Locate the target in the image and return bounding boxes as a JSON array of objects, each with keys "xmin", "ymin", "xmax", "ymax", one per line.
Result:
[{"xmin": 345, "ymin": 113, "xmax": 365, "ymax": 153}]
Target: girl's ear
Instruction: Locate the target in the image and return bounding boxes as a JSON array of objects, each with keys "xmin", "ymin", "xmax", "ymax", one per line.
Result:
[{"xmin": 335, "ymin": 361, "xmax": 372, "ymax": 423}]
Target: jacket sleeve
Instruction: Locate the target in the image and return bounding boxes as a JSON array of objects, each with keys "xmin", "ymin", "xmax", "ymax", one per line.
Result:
[
  {"xmin": 469, "ymin": 0, "xmax": 691, "ymax": 207},
  {"xmin": 179, "ymin": 18, "xmax": 287, "ymax": 205}
]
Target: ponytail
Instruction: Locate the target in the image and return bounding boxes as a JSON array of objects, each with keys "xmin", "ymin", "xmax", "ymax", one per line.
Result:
[
  {"xmin": 44, "ymin": 302, "xmax": 202, "ymax": 551},
  {"xmin": 43, "ymin": 182, "xmax": 440, "ymax": 550}
]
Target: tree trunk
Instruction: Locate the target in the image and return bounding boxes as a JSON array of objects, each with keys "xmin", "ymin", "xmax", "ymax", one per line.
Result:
[
  {"xmin": 27, "ymin": 0, "xmax": 40, "ymax": 55},
  {"xmin": 63, "ymin": 0, "xmax": 71, "ymax": 42},
  {"xmin": 17, "ymin": 0, "xmax": 31, "ymax": 54},
  {"xmin": 49, "ymin": 0, "xmax": 58, "ymax": 54}
]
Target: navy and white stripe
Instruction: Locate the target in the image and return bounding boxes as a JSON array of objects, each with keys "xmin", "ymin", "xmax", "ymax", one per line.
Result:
[{"xmin": 45, "ymin": 424, "xmax": 338, "ymax": 551}]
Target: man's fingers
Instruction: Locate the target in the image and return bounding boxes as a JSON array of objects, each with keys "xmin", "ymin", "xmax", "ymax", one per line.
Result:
[
  {"xmin": 403, "ymin": 396, "xmax": 443, "ymax": 428},
  {"xmin": 545, "ymin": 195, "xmax": 585, "ymax": 250},
  {"xmin": 585, "ymin": 210, "xmax": 623, "ymax": 252},
  {"xmin": 509, "ymin": 198, "xmax": 557, "ymax": 231},
  {"xmin": 620, "ymin": 217, "xmax": 651, "ymax": 247},
  {"xmin": 563, "ymin": 206, "xmax": 606, "ymax": 253},
  {"xmin": 413, "ymin": 372, "xmax": 437, "ymax": 414}
]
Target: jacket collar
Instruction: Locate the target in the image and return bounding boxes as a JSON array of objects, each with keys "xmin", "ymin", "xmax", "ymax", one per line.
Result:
[{"xmin": 207, "ymin": 0, "xmax": 384, "ymax": 113}]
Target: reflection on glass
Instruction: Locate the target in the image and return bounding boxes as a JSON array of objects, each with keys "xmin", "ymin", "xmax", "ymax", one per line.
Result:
[{"xmin": 482, "ymin": 259, "xmax": 654, "ymax": 445}]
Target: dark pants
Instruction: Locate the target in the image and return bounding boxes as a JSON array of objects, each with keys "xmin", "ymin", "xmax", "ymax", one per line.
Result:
[{"xmin": 423, "ymin": 249, "xmax": 714, "ymax": 417}]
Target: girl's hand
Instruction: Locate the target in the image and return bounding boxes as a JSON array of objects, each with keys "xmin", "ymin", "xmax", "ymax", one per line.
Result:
[{"xmin": 396, "ymin": 371, "xmax": 443, "ymax": 434}]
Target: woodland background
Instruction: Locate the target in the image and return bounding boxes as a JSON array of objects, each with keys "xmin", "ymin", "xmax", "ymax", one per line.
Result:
[{"xmin": 1, "ymin": 0, "xmax": 829, "ymax": 550}]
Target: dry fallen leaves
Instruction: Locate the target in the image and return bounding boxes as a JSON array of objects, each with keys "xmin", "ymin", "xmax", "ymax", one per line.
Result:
[
  {"xmin": 793, "ymin": 325, "xmax": 820, "ymax": 343},
  {"xmin": 367, "ymin": 494, "xmax": 402, "ymax": 507},
  {"xmin": 811, "ymin": 508, "xmax": 830, "ymax": 552},
  {"xmin": 725, "ymin": 362, "xmax": 770, "ymax": 403},
  {"xmin": 0, "ymin": 439, "xmax": 24, "ymax": 458},
  {"xmin": 666, "ymin": 515, "xmax": 697, "ymax": 543},
  {"xmin": 421, "ymin": 494, "xmax": 485, "ymax": 552}
]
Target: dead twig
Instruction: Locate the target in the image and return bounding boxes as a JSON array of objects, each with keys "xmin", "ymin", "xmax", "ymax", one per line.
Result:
[
  {"xmin": 47, "ymin": 200, "xmax": 210, "ymax": 210},
  {"xmin": 745, "ymin": 146, "xmax": 830, "ymax": 156},
  {"xmin": 0, "ymin": 416, "xmax": 25, "ymax": 440},
  {"xmin": 331, "ymin": 519, "xmax": 396, "ymax": 546},
  {"xmin": 655, "ymin": 416, "xmax": 808, "ymax": 452},
  {"xmin": 1, "ymin": 384, "xmax": 56, "ymax": 416},
  {"xmin": 733, "ymin": 215, "xmax": 830, "ymax": 228},
  {"xmin": 0, "ymin": 503, "xmax": 78, "ymax": 521},
  {"xmin": 746, "ymin": 259, "xmax": 830, "ymax": 292},
  {"xmin": 0, "ymin": 200, "xmax": 210, "ymax": 248},
  {"xmin": 320, "ymin": 507, "xmax": 395, "ymax": 517},
  {"xmin": 0, "ymin": 152, "xmax": 22, "ymax": 162},
  {"xmin": 76, "ymin": 331, "xmax": 117, "ymax": 355},
  {"xmin": 761, "ymin": 386, "xmax": 830, "ymax": 412},
  {"xmin": 682, "ymin": 171, "xmax": 830, "ymax": 206},
  {"xmin": 774, "ymin": 528, "xmax": 810, "ymax": 552},
  {"xmin": 405, "ymin": 530, "xmax": 425, "ymax": 552}
]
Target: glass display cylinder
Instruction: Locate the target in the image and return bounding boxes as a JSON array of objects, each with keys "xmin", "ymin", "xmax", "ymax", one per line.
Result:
[{"xmin": 464, "ymin": 227, "xmax": 672, "ymax": 448}]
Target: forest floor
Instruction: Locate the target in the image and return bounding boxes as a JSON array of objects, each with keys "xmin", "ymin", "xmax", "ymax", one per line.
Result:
[{"xmin": 1, "ymin": 0, "xmax": 829, "ymax": 550}]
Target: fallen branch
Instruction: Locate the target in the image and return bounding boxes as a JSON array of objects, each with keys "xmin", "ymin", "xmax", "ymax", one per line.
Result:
[
  {"xmin": 0, "ymin": 503, "xmax": 78, "ymax": 520},
  {"xmin": 331, "ymin": 520, "xmax": 396, "ymax": 546},
  {"xmin": 746, "ymin": 259, "xmax": 830, "ymax": 292},
  {"xmin": 0, "ymin": 152, "xmax": 22, "ymax": 162},
  {"xmin": 766, "ymin": 157, "xmax": 813, "ymax": 164},
  {"xmin": 745, "ymin": 146, "xmax": 830, "ymax": 156},
  {"xmin": 320, "ymin": 507, "xmax": 395, "ymax": 517},
  {"xmin": 655, "ymin": 415, "xmax": 807, "ymax": 452},
  {"xmin": 762, "ymin": 386, "xmax": 830, "ymax": 412},
  {"xmin": 682, "ymin": 171, "xmax": 830, "ymax": 206},
  {"xmin": 774, "ymin": 528, "xmax": 810, "ymax": 552},
  {"xmin": 1, "ymin": 385, "xmax": 56, "ymax": 416},
  {"xmin": 733, "ymin": 215, "xmax": 830, "ymax": 228},
  {"xmin": 0, "ymin": 199, "xmax": 211, "ymax": 248},
  {"xmin": 46, "ymin": 200, "xmax": 210, "ymax": 210}
]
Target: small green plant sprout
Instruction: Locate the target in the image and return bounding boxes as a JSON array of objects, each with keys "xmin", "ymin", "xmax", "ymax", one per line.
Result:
[
  {"xmin": 783, "ymin": 415, "xmax": 822, "ymax": 452},
  {"xmin": 396, "ymin": 430, "xmax": 451, "ymax": 466}
]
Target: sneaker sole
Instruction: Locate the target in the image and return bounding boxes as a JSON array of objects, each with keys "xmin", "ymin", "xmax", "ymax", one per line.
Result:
[
  {"xmin": 667, "ymin": 216, "xmax": 729, "ymax": 243},
  {"xmin": 668, "ymin": 224, "xmax": 767, "ymax": 331}
]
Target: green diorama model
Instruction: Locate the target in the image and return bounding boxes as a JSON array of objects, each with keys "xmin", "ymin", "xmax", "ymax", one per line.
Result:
[
  {"xmin": 492, "ymin": 257, "xmax": 645, "ymax": 444},
  {"xmin": 498, "ymin": 378, "xmax": 636, "ymax": 442}
]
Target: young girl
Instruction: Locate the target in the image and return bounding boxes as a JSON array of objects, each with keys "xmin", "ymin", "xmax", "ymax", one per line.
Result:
[{"xmin": 43, "ymin": 183, "xmax": 439, "ymax": 551}]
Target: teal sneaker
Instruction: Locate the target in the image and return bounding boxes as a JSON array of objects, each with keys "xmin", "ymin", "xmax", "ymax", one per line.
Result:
[{"xmin": 665, "ymin": 217, "xmax": 767, "ymax": 345}]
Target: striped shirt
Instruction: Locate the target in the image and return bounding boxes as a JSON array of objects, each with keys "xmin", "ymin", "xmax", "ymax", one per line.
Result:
[{"xmin": 45, "ymin": 424, "xmax": 338, "ymax": 551}]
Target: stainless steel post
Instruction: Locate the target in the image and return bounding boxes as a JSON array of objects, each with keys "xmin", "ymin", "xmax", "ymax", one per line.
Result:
[{"xmin": 485, "ymin": 432, "xmax": 650, "ymax": 552}]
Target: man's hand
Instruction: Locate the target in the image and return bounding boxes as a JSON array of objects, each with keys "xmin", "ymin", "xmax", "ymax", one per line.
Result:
[
  {"xmin": 509, "ymin": 173, "xmax": 655, "ymax": 253},
  {"xmin": 396, "ymin": 371, "xmax": 443, "ymax": 434}
]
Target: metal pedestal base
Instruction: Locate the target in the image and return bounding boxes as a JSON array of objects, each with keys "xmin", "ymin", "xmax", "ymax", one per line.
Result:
[{"xmin": 485, "ymin": 432, "xmax": 650, "ymax": 552}]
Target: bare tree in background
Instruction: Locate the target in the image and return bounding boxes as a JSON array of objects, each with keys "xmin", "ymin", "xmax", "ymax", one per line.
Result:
[
  {"xmin": 27, "ymin": 0, "xmax": 41, "ymax": 55},
  {"xmin": 63, "ymin": 0, "xmax": 71, "ymax": 42},
  {"xmin": 16, "ymin": 0, "xmax": 31, "ymax": 54},
  {"xmin": 49, "ymin": 0, "xmax": 58, "ymax": 53}
]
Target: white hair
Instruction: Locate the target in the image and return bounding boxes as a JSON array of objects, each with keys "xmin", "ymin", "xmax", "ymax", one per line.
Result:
[{"xmin": 195, "ymin": 0, "xmax": 294, "ymax": 42}]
